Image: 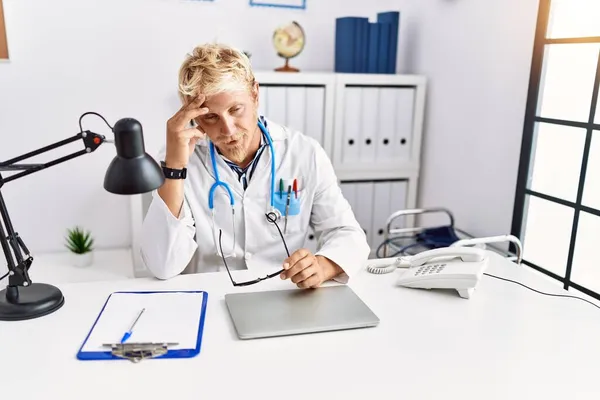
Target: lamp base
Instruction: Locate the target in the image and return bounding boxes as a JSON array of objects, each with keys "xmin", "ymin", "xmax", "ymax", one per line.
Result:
[{"xmin": 0, "ymin": 283, "xmax": 64, "ymax": 321}]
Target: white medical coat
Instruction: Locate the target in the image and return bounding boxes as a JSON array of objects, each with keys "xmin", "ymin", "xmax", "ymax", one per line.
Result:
[{"xmin": 139, "ymin": 118, "xmax": 370, "ymax": 283}]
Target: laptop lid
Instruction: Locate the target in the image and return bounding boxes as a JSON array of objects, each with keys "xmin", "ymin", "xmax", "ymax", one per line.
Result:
[{"xmin": 224, "ymin": 285, "xmax": 380, "ymax": 339}]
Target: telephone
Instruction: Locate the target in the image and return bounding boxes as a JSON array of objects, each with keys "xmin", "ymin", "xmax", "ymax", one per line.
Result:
[{"xmin": 366, "ymin": 247, "xmax": 489, "ymax": 299}]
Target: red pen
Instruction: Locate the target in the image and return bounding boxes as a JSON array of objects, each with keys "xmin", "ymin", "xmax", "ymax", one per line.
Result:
[{"xmin": 293, "ymin": 179, "xmax": 298, "ymax": 198}]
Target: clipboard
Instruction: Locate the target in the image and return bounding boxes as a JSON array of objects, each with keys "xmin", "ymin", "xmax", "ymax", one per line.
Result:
[{"xmin": 76, "ymin": 290, "xmax": 208, "ymax": 363}]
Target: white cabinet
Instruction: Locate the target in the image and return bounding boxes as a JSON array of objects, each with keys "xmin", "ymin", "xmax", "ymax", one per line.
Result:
[
  {"xmin": 255, "ymin": 72, "xmax": 336, "ymax": 157},
  {"xmin": 129, "ymin": 71, "xmax": 426, "ymax": 274},
  {"xmin": 332, "ymin": 74, "xmax": 425, "ymax": 180},
  {"xmin": 341, "ymin": 180, "xmax": 408, "ymax": 257}
]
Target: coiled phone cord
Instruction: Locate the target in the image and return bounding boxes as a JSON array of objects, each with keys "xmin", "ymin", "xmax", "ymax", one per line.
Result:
[{"xmin": 366, "ymin": 257, "xmax": 409, "ymax": 274}]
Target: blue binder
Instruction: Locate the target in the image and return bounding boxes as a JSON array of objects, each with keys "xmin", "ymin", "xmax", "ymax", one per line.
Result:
[
  {"xmin": 76, "ymin": 290, "xmax": 208, "ymax": 362},
  {"xmin": 367, "ymin": 23, "xmax": 380, "ymax": 74},
  {"xmin": 377, "ymin": 11, "xmax": 400, "ymax": 73},
  {"xmin": 377, "ymin": 22, "xmax": 390, "ymax": 74}
]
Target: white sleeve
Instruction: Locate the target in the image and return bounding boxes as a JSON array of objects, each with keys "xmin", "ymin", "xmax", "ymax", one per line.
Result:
[
  {"xmin": 311, "ymin": 143, "xmax": 370, "ymax": 283},
  {"xmin": 140, "ymin": 189, "xmax": 198, "ymax": 280}
]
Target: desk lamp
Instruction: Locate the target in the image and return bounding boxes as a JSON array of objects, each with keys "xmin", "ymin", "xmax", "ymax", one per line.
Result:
[{"xmin": 0, "ymin": 112, "xmax": 165, "ymax": 321}]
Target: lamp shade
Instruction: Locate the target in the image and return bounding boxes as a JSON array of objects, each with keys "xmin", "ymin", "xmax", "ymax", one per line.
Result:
[{"xmin": 104, "ymin": 118, "xmax": 165, "ymax": 194}]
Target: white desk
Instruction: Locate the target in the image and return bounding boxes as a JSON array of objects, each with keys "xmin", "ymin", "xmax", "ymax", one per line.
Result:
[{"xmin": 2, "ymin": 251, "xmax": 600, "ymax": 399}]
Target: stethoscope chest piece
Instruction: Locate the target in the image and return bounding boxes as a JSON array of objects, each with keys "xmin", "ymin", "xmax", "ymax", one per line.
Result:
[{"xmin": 266, "ymin": 208, "xmax": 282, "ymax": 223}]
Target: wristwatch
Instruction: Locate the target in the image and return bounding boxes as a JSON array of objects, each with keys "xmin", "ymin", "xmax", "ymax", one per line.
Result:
[{"xmin": 161, "ymin": 161, "xmax": 187, "ymax": 179}]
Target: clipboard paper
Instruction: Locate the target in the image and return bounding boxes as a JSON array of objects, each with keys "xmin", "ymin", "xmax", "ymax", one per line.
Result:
[{"xmin": 77, "ymin": 291, "xmax": 208, "ymax": 361}]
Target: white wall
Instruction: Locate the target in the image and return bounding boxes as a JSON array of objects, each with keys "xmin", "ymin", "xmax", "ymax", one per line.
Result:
[
  {"xmin": 0, "ymin": 0, "xmax": 404, "ymax": 253},
  {"xmin": 0, "ymin": 0, "xmax": 540, "ymax": 254},
  {"xmin": 410, "ymin": 0, "xmax": 541, "ymax": 240}
]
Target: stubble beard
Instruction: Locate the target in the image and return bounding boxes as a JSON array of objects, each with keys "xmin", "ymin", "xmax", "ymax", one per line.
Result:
[{"xmin": 224, "ymin": 143, "xmax": 247, "ymax": 164}]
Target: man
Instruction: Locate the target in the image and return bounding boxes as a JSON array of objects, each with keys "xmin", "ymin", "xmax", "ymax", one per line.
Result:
[{"xmin": 140, "ymin": 43, "xmax": 369, "ymax": 288}]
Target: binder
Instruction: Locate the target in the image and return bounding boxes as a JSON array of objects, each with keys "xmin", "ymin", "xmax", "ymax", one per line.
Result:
[
  {"xmin": 266, "ymin": 86, "xmax": 287, "ymax": 125},
  {"xmin": 377, "ymin": 23, "xmax": 390, "ymax": 74},
  {"xmin": 377, "ymin": 11, "xmax": 400, "ymax": 73},
  {"xmin": 355, "ymin": 18, "xmax": 369, "ymax": 73},
  {"xmin": 286, "ymin": 86, "xmax": 307, "ymax": 134},
  {"xmin": 372, "ymin": 181, "xmax": 393, "ymax": 252},
  {"xmin": 335, "ymin": 17, "xmax": 367, "ymax": 73},
  {"xmin": 76, "ymin": 290, "xmax": 208, "ymax": 363},
  {"xmin": 342, "ymin": 87, "xmax": 362, "ymax": 164},
  {"xmin": 305, "ymin": 87, "xmax": 326, "ymax": 145},
  {"xmin": 376, "ymin": 88, "xmax": 397, "ymax": 162},
  {"xmin": 394, "ymin": 88, "xmax": 415, "ymax": 161},
  {"xmin": 367, "ymin": 22, "xmax": 380, "ymax": 74},
  {"xmin": 360, "ymin": 87, "xmax": 378, "ymax": 162}
]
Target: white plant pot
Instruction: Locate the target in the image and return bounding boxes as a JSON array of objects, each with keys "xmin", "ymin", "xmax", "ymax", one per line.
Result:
[{"xmin": 71, "ymin": 252, "xmax": 93, "ymax": 268}]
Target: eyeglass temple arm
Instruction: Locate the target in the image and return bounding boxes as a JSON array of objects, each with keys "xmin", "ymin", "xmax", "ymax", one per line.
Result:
[
  {"xmin": 218, "ymin": 230, "xmax": 237, "ymax": 286},
  {"xmin": 233, "ymin": 269, "xmax": 284, "ymax": 287}
]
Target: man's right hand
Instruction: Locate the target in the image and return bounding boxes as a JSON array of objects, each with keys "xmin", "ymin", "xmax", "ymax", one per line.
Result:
[
  {"xmin": 158, "ymin": 95, "xmax": 209, "ymax": 218},
  {"xmin": 164, "ymin": 95, "xmax": 209, "ymax": 169}
]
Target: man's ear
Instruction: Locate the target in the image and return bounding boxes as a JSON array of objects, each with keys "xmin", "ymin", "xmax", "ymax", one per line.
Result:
[{"xmin": 252, "ymin": 81, "xmax": 260, "ymax": 106}]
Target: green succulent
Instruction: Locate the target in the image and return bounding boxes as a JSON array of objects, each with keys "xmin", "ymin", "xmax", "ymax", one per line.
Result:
[{"xmin": 65, "ymin": 226, "xmax": 94, "ymax": 254}]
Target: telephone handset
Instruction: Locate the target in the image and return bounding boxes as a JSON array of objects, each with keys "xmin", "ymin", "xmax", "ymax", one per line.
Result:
[
  {"xmin": 395, "ymin": 247, "xmax": 489, "ymax": 299},
  {"xmin": 366, "ymin": 247, "xmax": 489, "ymax": 299},
  {"xmin": 403, "ymin": 246, "xmax": 486, "ymax": 266}
]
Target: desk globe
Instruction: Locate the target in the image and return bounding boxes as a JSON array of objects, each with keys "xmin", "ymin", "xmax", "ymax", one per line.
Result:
[{"xmin": 272, "ymin": 21, "xmax": 305, "ymax": 72}]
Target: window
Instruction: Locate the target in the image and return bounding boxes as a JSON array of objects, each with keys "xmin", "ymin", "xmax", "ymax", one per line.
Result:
[{"xmin": 512, "ymin": 0, "xmax": 600, "ymax": 299}]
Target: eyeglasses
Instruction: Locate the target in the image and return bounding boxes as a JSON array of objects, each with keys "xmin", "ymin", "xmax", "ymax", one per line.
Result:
[{"xmin": 219, "ymin": 211, "xmax": 290, "ymax": 287}]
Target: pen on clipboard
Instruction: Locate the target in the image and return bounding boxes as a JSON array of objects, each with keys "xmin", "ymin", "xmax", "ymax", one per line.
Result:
[{"xmin": 120, "ymin": 308, "xmax": 145, "ymax": 343}]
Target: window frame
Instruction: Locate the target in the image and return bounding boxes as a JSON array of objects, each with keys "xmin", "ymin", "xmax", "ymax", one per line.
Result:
[{"xmin": 511, "ymin": 0, "xmax": 600, "ymax": 299}]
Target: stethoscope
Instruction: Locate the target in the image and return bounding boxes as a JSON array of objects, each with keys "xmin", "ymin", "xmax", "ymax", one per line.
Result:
[{"xmin": 208, "ymin": 118, "xmax": 280, "ymax": 258}]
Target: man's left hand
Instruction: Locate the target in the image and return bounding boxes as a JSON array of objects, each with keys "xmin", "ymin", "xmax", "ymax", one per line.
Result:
[{"xmin": 280, "ymin": 249, "xmax": 342, "ymax": 289}]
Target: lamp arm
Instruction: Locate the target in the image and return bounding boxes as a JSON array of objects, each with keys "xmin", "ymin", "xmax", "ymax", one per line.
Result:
[
  {"xmin": 0, "ymin": 129, "xmax": 107, "ymax": 290},
  {"xmin": 0, "ymin": 131, "xmax": 107, "ymax": 184}
]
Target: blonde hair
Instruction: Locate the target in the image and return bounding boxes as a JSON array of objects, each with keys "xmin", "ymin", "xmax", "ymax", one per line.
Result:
[{"xmin": 178, "ymin": 43, "xmax": 255, "ymax": 104}]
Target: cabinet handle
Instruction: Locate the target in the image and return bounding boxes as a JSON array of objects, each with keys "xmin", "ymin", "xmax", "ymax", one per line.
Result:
[
  {"xmin": 308, "ymin": 234, "xmax": 315, "ymax": 240},
  {"xmin": 365, "ymin": 138, "xmax": 371, "ymax": 145},
  {"xmin": 400, "ymin": 138, "xmax": 407, "ymax": 145},
  {"xmin": 348, "ymin": 139, "xmax": 354, "ymax": 145},
  {"xmin": 378, "ymin": 229, "xmax": 384, "ymax": 235},
  {"xmin": 383, "ymin": 138, "xmax": 389, "ymax": 145}
]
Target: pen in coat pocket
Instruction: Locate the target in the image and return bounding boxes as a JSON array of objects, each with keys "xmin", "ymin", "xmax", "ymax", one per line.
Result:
[
  {"xmin": 293, "ymin": 179, "xmax": 298, "ymax": 199},
  {"xmin": 279, "ymin": 178, "xmax": 284, "ymax": 199},
  {"xmin": 284, "ymin": 185, "xmax": 291, "ymax": 234}
]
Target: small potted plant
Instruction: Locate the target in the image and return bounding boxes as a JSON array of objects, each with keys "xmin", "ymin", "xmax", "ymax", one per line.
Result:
[{"xmin": 65, "ymin": 226, "xmax": 94, "ymax": 267}]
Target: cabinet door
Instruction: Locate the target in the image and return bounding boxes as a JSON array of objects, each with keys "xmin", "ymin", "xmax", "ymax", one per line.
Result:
[
  {"xmin": 371, "ymin": 180, "xmax": 408, "ymax": 256},
  {"xmin": 340, "ymin": 181, "xmax": 375, "ymax": 250}
]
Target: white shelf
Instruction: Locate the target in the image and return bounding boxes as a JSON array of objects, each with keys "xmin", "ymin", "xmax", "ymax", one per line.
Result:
[{"xmin": 336, "ymin": 166, "xmax": 419, "ymax": 182}]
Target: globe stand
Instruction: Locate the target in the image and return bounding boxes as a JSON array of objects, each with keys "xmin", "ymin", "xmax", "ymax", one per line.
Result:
[{"xmin": 275, "ymin": 58, "xmax": 299, "ymax": 73}]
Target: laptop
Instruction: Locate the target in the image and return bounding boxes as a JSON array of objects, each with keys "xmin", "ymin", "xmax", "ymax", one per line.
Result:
[{"xmin": 224, "ymin": 285, "xmax": 380, "ymax": 339}]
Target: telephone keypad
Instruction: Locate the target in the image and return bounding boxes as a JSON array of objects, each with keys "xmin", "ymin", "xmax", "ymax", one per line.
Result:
[{"xmin": 415, "ymin": 263, "xmax": 446, "ymax": 276}]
